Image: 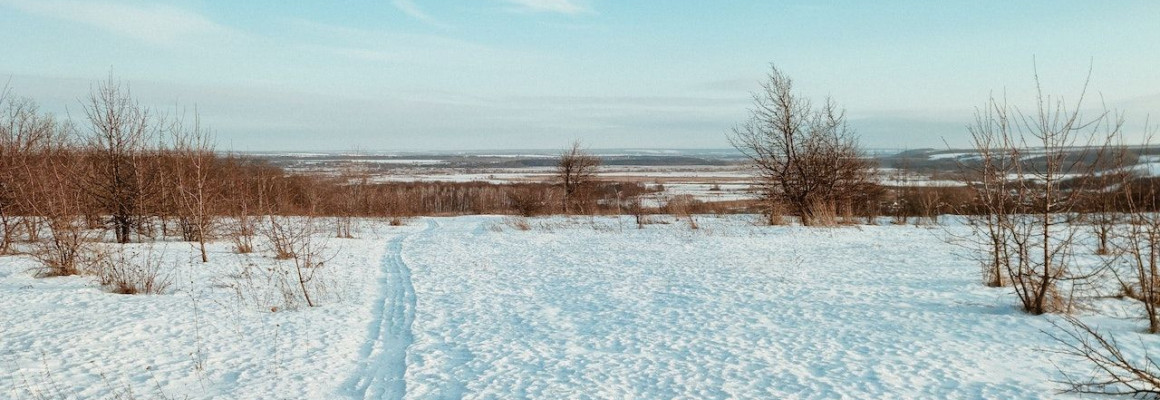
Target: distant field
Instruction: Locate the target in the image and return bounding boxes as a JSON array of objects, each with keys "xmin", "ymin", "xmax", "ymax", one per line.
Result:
[{"xmin": 243, "ymin": 146, "xmax": 1160, "ymax": 205}]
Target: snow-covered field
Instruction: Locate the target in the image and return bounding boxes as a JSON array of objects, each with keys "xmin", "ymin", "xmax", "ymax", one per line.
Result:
[{"xmin": 2, "ymin": 216, "xmax": 1156, "ymax": 399}]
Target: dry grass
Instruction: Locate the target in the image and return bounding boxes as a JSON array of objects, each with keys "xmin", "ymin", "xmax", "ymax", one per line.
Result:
[
  {"xmin": 806, "ymin": 199, "xmax": 838, "ymax": 227},
  {"xmin": 504, "ymin": 216, "xmax": 532, "ymax": 231},
  {"xmin": 95, "ymin": 245, "xmax": 172, "ymax": 295}
]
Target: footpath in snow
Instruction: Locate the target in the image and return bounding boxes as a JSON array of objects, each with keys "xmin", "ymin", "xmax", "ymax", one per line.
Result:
[{"xmin": 346, "ymin": 220, "xmax": 434, "ymax": 399}]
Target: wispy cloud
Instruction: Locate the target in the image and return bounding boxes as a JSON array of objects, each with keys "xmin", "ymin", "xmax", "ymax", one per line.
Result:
[
  {"xmin": 499, "ymin": 0, "xmax": 588, "ymax": 14},
  {"xmin": 284, "ymin": 19, "xmax": 533, "ymax": 70},
  {"xmin": 0, "ymin": 0, "xmax": 238, "ymax": 46},
  {"xmin": 391, "ymin": 0, "xmax": 449, "ymax": 28}
]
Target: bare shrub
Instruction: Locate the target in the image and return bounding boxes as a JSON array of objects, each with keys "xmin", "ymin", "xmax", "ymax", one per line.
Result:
[
  {"xmin": 220, "ymin": 260, "xmax": 282, "ymax": 312},
  {"xmin": 223, "ymin": 218, "xmax": 334, "ymax": 310},
  {"xmin": 261, "ymin": 216, "xmax": 311, "ymax": 260},
  {"xmin": 3, "ymin": 93, "xmax": 77, "ymax": 260},
  {"xmin": 287, "ymin": 220, "xmax": 331, "ymax": 308},
  {"xmin": 31, "ymin": 216, "xmax": 94, "ymax": 278},
  {"xmin": 508, "ymin": 185, "xmax": 556, "ymax": 217},
  {"xmin": 1049, "ymin": 316, "xmax": 1160, "ymax": 397},
  {"xmin": 1090, "ymin": 146, "xmax": 1132, "ymax": 256},
  {"xmin": 625, "ymin": 197, "xmax": 648, "ymax": 229},
  {"xmin": 916, "ymin": 189, "xmax": 942, "ymax": 225},
  {"xmin": 333, "ymin": 215, "xmax": 358, "ymax": 239},
  {"xmin": 729, "ymin": 64, "xmax": 875, "ymax": 226},
  {"xmin": 960, "ymin": 66, "xmax": 1119, "ymax": 313},
  {"xmin": 959, "ymin": 99, "xmax": 1021, "ymax": 288},
  {"xmin": 1116, "ymin": 130, "xmax": 1160, "ymax": 333},
  {"xmin": 332, "ymin": 156, "xmax": 370, "ymax": 238},
  {"xmin": 18, "ymin": 115, "xmax": 93, "ymax": 277},
  {"xmin": 504, "ymin": 216, "xmax": 532, "ymax": 231},
  {"xmin": 663, "ymin": 195, "xmax": 702, "ymax": 229},
  {"xmin": 231, "ymin": 216, "xmax": 256, "ymax": 254},
  {"xmin": 223, "ymin": 161, "xmax": 258, "ymax": 254},
  {"xmin": 95, "ymin": 245, "xmax": 172, "ymax": 295},
  {"xmin": 1115, "ymin": 207, "xmax": 1160, "ymax": 333},
  {"xmin": 259, "ymin": 216, "xmax": 330, "ymax": 307},
  {"xmin": 1092, "ymin": 212, "xmax": 1122, "ymax": 257}
]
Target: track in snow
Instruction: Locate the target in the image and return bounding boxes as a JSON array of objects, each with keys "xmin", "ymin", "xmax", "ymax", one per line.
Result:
[{"xmin": 345, "ymin": 220, "xmax": 435, "ymax": 399}]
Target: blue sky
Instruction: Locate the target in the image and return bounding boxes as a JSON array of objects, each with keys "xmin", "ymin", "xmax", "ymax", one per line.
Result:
[{"xmin": 1, "ymin": 0, "xmax": 1158, "ymax": 151}]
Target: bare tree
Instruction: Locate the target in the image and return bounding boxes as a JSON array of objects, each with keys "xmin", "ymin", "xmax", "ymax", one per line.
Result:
[
  {"xmin": 1115, "ymin": 124, "xmax": 1160, "ymax": 333},
  {"xmin": 964, "ymin": 66, "xmax": 1120, "ymax": 314},
  {"xmin": 729, "ymin": 64, "xmax": 874, "ymax": 226},
  {"xmin": 557, "ymin": 140, "xmax": 600, "ymax": 214},
  {"xmin": 961, "ymin": 97, "xmax": 1021, "ymax": 287},
  {"xmin": 172, "ymin": 109, "xmax": 219, "ymax": 262},
  {"xmin": 80, "ymin": 76, "xmax": 159, "ymax": 243}
]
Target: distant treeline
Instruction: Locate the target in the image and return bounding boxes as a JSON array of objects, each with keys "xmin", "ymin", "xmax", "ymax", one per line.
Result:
[{"xmin": 6, "ymin": 77, "xmax": 1160, "ymax": 252}]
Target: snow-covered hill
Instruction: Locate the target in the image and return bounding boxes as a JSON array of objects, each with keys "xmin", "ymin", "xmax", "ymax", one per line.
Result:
[{"xmin": 2, "ymin": 216, "xmax": 1154, "ymax": 399}]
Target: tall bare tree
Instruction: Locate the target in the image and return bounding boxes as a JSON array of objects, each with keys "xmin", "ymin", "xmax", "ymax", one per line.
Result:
[
  {"xmin": 557, "ymin": 140, "xmax": 600, "ymax": 214},
  {"xmin": 729, "ymin": 64, "xmax": 874, "ymax": 226},
  {"xmin": 80, "ymin": 76, "xmax": 158, "ymax": 243}
]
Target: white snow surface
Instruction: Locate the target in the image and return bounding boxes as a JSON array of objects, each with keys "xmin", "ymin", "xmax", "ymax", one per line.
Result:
[{"xmin": 3, "ymin": 216, "xmax": 1157, "ymax": 399}]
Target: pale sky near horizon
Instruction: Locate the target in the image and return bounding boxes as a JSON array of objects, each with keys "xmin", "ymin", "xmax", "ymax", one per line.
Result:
[{"xmin": 1, "ymin": 0, "xmax": 1158, "ymax": 152}]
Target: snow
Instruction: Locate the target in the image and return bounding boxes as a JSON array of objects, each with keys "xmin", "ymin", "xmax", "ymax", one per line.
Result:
[
  {"xmin": 880, "ymin": 177, "xmax": 968, "ymax": 187},
  {"xmin": 1, "ymin": 221, "xmax": 423, "ymax": 399},
  {"xmin": 928, "ymin": 152, "xmax": 976, "ymax": 160},
  {"xmin": 3, "ymin": 216, "xmax": 1158, "ymax": 398},
  {"xmin": 1130, "ymin": 162, "xmax": 1160, "ymax": 177},
  {"xmin": 348, "ymin": 159, "xmax": 446, "ymax": 165}
]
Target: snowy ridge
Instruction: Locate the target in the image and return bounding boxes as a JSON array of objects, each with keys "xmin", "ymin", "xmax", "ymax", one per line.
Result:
[{"xmin": 345, "ymin": 220, "xmax": 434, "ymax": 399}]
